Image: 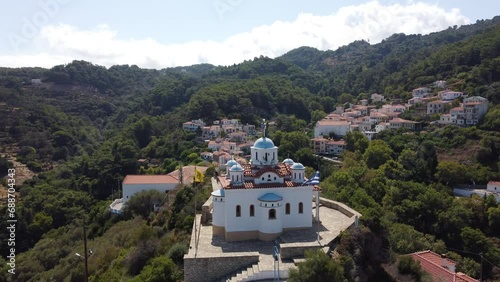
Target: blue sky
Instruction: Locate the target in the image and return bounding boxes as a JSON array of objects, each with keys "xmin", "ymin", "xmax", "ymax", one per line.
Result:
[{"xmin": 0, "ymin": 0, "xmax": 498, "ymax": 69}]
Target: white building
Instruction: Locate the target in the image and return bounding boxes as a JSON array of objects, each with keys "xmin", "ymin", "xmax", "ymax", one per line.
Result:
[
  {"xmin": 371, "ymin": 93, "xmax": 385, "ymax": 102},
  {"xmin": 438, "ymin": 90, "xmax": 463, "ymax": 101},
  {"xmin": 122, "ymin": 175, "xmax": 178, "ymax": 205},
  {"xmin": 463, "ymin": 96, "xmax": 488, "ymax": 125},
  {"xmin": 487, "ymin": 181, "xmax": 500, "ymax": 193},
  {"xmin": 314, "ymin": 119, "xmax": 351, "ymax": 138},
  {"xmin": 183, "ymin": 119, "xmax": 206, "ymax": 132},
  {"xmin": 412, "ymin": 87, "xmax": 431, "ymax": 98},
  {"xmin": 211, "ymin": 132, "xmax": 318, "ymax": 242}
]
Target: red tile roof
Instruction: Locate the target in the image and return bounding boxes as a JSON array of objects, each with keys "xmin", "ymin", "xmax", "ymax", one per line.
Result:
[
  {"xmin": 228, "ymin": 180, "xmax": 301, "ymax": 189},
  {"xmin": 409, "ymin": 251, "xmax": 477, "ymax": 282},
  {"xmin": 317, "ymin": 120, "xmax": 350, "ymax": 126},
  {"xmin": 242, "ymin": 163, "xmax": 291, "ymax": 178},
  {"xmin": 488, "ymin": 181, "xmax": 500, "ymax": 186},
  {"xmin": 123, "ymin": 175, "xmax": 178, "ymax": 185}
]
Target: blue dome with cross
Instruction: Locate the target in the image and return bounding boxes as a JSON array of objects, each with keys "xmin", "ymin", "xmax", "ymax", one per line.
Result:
[{"xmin": 253, "ymin": 137, "xmax": 275, "ymax": 149}]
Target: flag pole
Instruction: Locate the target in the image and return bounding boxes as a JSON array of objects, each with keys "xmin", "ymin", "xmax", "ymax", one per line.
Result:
[{"xmin": 194, "ymin": 166, "xmax": 197, "ymax": 257}]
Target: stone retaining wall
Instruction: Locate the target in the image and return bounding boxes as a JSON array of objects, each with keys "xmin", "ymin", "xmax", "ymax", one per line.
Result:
[
  {"xmin": 319, "ymin": 197, "xmax": 361, "ymax": 218},
  {"xmin": 280, "ymin": 243, "xmax": 322, "ymax": 260},
  {"xmin": 184, "ymin": 253, "xmax": 259, "ymax": 282}
]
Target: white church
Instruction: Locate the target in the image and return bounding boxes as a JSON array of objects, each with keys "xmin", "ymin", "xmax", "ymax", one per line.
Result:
[{"xmin": 211, "ymin": 124, "xmax": 320, "ymax": 241}]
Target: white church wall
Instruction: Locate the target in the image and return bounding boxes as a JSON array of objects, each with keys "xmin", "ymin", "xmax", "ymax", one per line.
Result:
[{"xmin": 223, "ymin": 187, "xmax": 313, "ymax": 233}]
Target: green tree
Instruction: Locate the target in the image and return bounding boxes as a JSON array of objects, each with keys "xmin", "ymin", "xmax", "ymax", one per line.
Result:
[
  {"xmin": 131, "ymin": 256, "xmax": 179, "ymax": 282},
  {"xmin": 362, "ymin": 140, "xmax": 393, "ymax": 169},
  {"xmin": 288, "ymin": 250, "xmax": 346, "ymax": 282},
  {"xmin": 310, "ymin": 110, "xmax": 327, "ymax": 125},
  {"xmin": 435, "ymin": 161, "xmax": 467, "ymax": 186},
  {"xmin": 124, "ymin": 190, "xmax": 166, "ymax": 219},
  {"xmin": 344, "ymin": 131, "xmax": 369, "ymax": 154},
  {"xmin": 397, "ymin": 256, "xmax": 424, "ymax": 281}
]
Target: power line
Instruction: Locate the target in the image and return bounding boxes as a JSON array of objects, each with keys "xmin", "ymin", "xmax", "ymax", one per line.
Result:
[{"xmin": 446, "ymin": 247, "xmax": 500, "ymax": 269}]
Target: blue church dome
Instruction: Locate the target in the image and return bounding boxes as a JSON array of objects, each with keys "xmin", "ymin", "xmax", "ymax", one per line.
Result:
[
  {"xmin": 229, "ymin": 164, "xmax": 244, "ymax": 172},
  {"xmin": 291, "ymin": 162, "xmax": 305, "ymax": 170},
  {"xmin": 225, "ymin": 159, "xmax": 237, "ymax": 167},
  {"xmin": 253, "ymin": 137, "xmax": 275, "ymax": 149},
  {"xmin": 258, "ymin": 193, "xmax": 283, "ymax": 202},
  {"xmin": 283, "ymin": 158, "xmax": 295, "ymax": 165}
]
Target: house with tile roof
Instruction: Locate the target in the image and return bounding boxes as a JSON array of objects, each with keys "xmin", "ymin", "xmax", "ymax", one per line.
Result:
[
  {"xmin": 109, "ymin": 166, "xmax": 209, "ymax": 214},
  {"xmin": 314, "ymin": 119, "xmax": 351, "ymax": 138},
  {"xmin": 409, "ymin": 250, "xmax": 478, "ymax": 282}
]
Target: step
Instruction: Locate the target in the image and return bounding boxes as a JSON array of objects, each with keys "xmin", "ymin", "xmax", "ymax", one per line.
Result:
[
  {"xmin": 252, "ymin": 263, "xmax": 260, "ymax": 275},
  {"xmin": 246, "ymin": 266, "xmax": 254, "ymax": 277}
]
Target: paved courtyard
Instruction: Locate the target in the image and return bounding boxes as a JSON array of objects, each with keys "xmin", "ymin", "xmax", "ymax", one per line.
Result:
[{"xmin": 190, "ymin": 203, "xmax": 357, "ymax": 273}]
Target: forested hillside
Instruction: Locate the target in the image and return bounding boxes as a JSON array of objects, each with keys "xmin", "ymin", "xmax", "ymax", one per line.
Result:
[{"xmin": 0, "ymin": 15, "xmax": 500, "ymax": 281}]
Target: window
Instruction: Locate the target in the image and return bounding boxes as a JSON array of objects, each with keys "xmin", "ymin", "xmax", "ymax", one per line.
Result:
[
  {"xmin": 298, "ymin": 202, "xmax": 303, "ymax": 214},
  {"xmin": 269, "ymin": 209, "xmax": 276, "ymax": 219},
  {"xmin": 285, "ymin": 203, "xmax": 290, "ymax": 214},
  {"xmin": 250, "ymin": 205, "xmax": 255, "ymax": 217},
  {"xmin": 236, "ymin": 205, "xmax": 241, "ymax": 217}
]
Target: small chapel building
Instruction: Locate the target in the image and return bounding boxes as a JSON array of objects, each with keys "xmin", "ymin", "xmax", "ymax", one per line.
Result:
[{"xmin": 211, "ymin": 128, "xmax": 319, "ymax": 242}]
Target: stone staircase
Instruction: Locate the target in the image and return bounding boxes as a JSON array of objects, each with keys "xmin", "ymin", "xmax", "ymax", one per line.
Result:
[{"xmin": 218, "ymin": 262, "xmax": 260, "ymax": 282}]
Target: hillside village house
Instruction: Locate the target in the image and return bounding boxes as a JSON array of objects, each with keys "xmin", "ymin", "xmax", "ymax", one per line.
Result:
[
  {"xmin": 438, "ymin": 89, "xmax": 463, "ymax": 100},
  {"xmin": 434, "ymin": 80, "xmax": 447, "ymax": 89},
  {"xmin": 371, "ymin": 93, "xmax": 385, "ymax": 102},
  {"xmin": 311, "ymin": 138, "xmax": 346, "ymax": 155},
  {"xmin": 409, "ymin": 251, "xmax": 477, "ymax": 282},
  {"xmin": 388, "ymin": 118, "xmax": 421, "ymax": 131},
  {"xmin": 110, "ymin": 175, "xmax": 179, "ymax": 214},
  {"xmin": 380, "ymin": 104, "xmax": 406, "ymax": 114},
  {"xmin": 463, "ymin": 96, "xmax": 488, "ymax": 125},
  {"xmin": 427, "ymin": 100, "xmax": 450, "ymax": 114},
  {"xmin": 487, "ymin": 181, "xmax": 500, "ymax": 193},
  {"xmin": 375, "ymin": 122, "xmax": 390, "ymax": 133},
  {"xmin": 314, "ymin": 119, "xmax": 351, "ymax": 138},
  {"xmin": 202, "ymin": 125, "xmax": 221, "ymax": 139},
  {"xmin": 228, "ymin": 131, "xmax": 248, "ymax": 143},
  {"xmin": 242, "ymin": 124, "xmax": 256, "ymax": 135},
  {"xmin": 208, "ymin": 139, "xmax": 238, "ymax": 153},
  {"xmin": 412, "ymin": 87, "xmax": 431, "ymax": 98},
  {"xmin": 183, "ymin": 119, "xmax": 206, "ymax": 132},
  {"xmin": 440, "ymin": 107, "xmax": 465, "ymax": 125},
  {"xmin": 439, "ymin": 96, "xmax": 488, "ymax": 126}
]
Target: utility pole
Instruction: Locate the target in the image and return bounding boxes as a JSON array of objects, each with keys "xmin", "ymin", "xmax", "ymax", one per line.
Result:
[
  {"xmin": 480, "ymin": 252, "xmax": 484, "ymax": 282},
  {"xmin": 83, "ymin": 217, "xmax": 89, "ymax": 282}
]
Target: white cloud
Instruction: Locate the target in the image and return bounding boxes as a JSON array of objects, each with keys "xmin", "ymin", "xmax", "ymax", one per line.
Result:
[{"xmin": 0, "ymin": 1, "xmax": 470, "ymax": 69}]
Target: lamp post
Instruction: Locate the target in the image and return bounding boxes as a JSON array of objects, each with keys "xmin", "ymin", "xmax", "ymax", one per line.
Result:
[{"xmin": 75, "ymin": 217, "xmax": 89, "ymax": 282}]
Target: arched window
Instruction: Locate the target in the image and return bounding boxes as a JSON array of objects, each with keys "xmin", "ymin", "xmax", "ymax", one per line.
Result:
[
  {"xmin": 236, "ymin": 205, "xmax": 241, "ymax": 217},
  {"xmin": 285, "ymin": 203, "xmax": 290, "ymax": 214},
  {"xmin": 269, "ymin": 209, "xmax": 276, "ymax": 219},
  {"xmin": 250, "ymin": 205, "xmax": 255, "ymax": 217},
  {"xmin": 298, "ymin": 202, "xmax": 303, "ymax": 214}
]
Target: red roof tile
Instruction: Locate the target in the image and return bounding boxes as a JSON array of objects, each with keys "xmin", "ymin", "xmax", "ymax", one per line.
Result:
[
  {"xmin": 227, "ymin": 180, "xmax": 302, "ymax": 189},
  {"xmin": 123, "ymin": 175, "xmax": 178, "ymax": 185},
  {"xmin": 409, "ymin": 251, "xmax": 477, "ymax": 282}
]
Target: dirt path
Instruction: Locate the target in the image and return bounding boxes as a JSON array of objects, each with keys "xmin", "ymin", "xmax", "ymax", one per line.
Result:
[{"xmin": 0, "ymin": 146, "xmax": 37, "ymax": 201}]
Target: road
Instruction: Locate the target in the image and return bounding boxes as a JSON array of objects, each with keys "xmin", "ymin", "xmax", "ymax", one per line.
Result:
[{"xmin": 314, "ymin": 154, "xmax": 343, "ymax": 164}]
